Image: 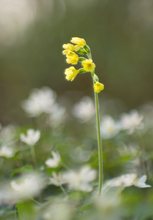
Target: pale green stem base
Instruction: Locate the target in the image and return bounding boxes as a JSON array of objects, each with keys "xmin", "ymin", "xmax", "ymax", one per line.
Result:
[
  {"xmin": 31, "ymin": 145, "xmax": 36, "ymax": 166},
  {"xmin": 94, "ymin": 92, "xmax": 103, "ymax": 194}
]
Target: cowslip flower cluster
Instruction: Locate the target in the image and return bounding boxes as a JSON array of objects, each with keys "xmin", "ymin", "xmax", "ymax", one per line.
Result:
[{"xmin": 62, "ymin": 37, "xmax": 104, "ymax": 93}]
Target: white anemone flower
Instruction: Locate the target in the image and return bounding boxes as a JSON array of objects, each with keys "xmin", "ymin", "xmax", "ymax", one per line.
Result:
[
  {"xmin": 45, "ymin": 151, "xmax": 61, "ymax": 168},
  {"xmin": 73, "ymin": 97, "xmax": 95, "ymax": 122},
  {"xmin": 49, "ymin": 172, "xmax": 66, "ymax": 186},
  {"xmin": 104, "ymin": 173, "xmax": 151, "ymax": 190},
  {"xmin": 63, "ymin": 166, "xmax": 96, "ymax": 192},
  {"xmin": 20, "ymin": 129, "xmax": 40, "ymax": 146},
  {"xmin": 0, "ymin": 145, "xmax": 15, "ymax": 158},
  {"xmin": 10, "ymin": 173, "xmax": 46, "ymax": 201},
  {"xmin": 119, "ymin": 111, "xmax": 143, "ymax": 134},
  {"xmin": 43, "ymin": 200, "xmax": 74, "ymax": 220},
  {"xmin": 100, "ymin": 116, "xmax": 120, "ymax": 139},
  {"xmin": 0, "ymin": 173, "xmax": 46, "ymax": 204},
  {"xmin": 22, "ymin": 87, "xmax": 56, "ymax": 117}
]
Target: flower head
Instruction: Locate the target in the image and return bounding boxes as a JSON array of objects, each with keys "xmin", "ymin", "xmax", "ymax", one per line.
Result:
[
  {"xmin": 45, "ymin": 151, "xmax": 61, "ymax": 168},
  {"xmin": 64, "ymin": 66, "xmax": 79, "ymax": 81},
  {"xmin": 20, "ymin": 129, "xmax": 40, "ymax": 146},
  {"xmin": 73, "ymin": 97, "xmax": 95, "ymax": 122},
  {"xmin": 63, "ymin": 165, "xmax": 96, "ymax": 192},
  {"xmin": 22, "ymin": 87, "xmax": 56, "ymax": 117},
  {"xmin": 104, "ymin": 173, "xmax": 151, "ymax": 190},
  {"xmin": 0, "ymin": 145, "xmax": 15, "ymax": 158},
  {"xmin": 93, "ymin": 81, "xmax": 104, "ymax": 93},
  {"xmin": 82, "ymin": 59, "xmax": 95, "ymax": 72},
  {"xmin": 10, "ymin": 173, "xmax": 46, "ymax": 201},
  {"xmin": 49, "ymin": 172, "xmax": 66, "ymax": 186},
  {"xmin": 66, "ymin": 51, "xmax": 79, "ymax": 65},
  {"xmin": 71, "ymin": 37, "xmax": 86, "ymax": 47},
  {"xmin": 100, "ymin": 116, "xmax": 120, "ymax": 139},
  {"xmin": 119, "ymin": 111, "xmax": 143, "ymax": 134}
]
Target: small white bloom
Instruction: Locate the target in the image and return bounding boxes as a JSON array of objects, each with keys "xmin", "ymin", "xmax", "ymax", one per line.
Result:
[
  {"xmin": 104, "ymin": 173, "xmax": 151, "ymax": 190},
  {"xmin": 134, "ymin": 175, "xmax": 151, "ymax": 188},
  {"xmin": 63, "ymin": 166, "xmax": 96, "ymax": 192},
  {"xmin": 45, "ymin": 151, "xmax": 61, "ymax": 168},
  {"xmin": 43, "ymin": 200, "xmax": 73, "ymax": 220},
  {"xmin": 120, "ymin": 111, "xmax": 143, "ymax": 134},
  {"xmin": 49, "ymin": 172, "xmax": 66, "ymax": 186},
  {"xmin": 22, "ymin": 87, "xmax": 56, "ymax": 117},
  {"xmin": 10, "ymin": 173, "xmax": 46, "ymax": 201},
  {"xmin": 20, "ymin": 129, "xmax": 40, "ymax": 146},
  {"xmin": 0, "ymin": 145, "xmax": 15, "ymax": 158},
  {"xmin": 100, "ymin": 116, "xmax": 120, "ymax": 139},
  {"xmin": 73, "ymin": 97, "xmax": 95, "ymax": 122}
]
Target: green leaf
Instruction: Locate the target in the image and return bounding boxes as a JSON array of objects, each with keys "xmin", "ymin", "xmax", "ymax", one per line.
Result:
[{"xmin": 16, "ymin": 201, "xmax": 36, "ymax": 220}]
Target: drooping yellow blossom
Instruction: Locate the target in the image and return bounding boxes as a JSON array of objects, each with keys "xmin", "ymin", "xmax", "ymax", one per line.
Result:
[
  {"xmin": 62, "ymin": 43, "xmax": 75, "ymax": 55},
  {"xmin": 63, "ymin": 43, "xmax": 74, "ymax": 51},
  {"xmin": 82, "ymin": 59, "xmax": 96, "ymax": 72},
  {"xmin": 66, "ymin": 51, "xmax": 79, "ymax": 65},
  {"xmin": 93, "ymin": 82, "xmax": 104, "ymax": 93},
  {"xmin": 71, "ymin": 37, "xmax": 86, "ymax": 47},
  {"xmin": 64, "ymin": 66, "xmax": 79, "ymax": 81}
]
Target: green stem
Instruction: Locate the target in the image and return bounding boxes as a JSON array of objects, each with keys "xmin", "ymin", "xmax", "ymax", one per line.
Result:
[
  {"xmin": 31, "ymin": 145, "xmax": 36, "ymax": 167},
  {"xmin": 94, "ymin": 92, "xmax": 103, "ymax": 194},
  {"xmin": 87, "ymin": 50, "xmax": 103, "ymax": 193}
]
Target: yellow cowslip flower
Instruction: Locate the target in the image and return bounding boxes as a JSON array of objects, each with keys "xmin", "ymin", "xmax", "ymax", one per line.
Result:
[
  {"xmin": 66, "ymin": 51, "xmax": 79, "ymax": 65},
  {"xmin": 62, "ymin": 43, "xmax": 75, "ymax": 55},
  {"xmin": 82, "ymin": 59, "xmax": 96, "ymax": 72},
  {"xmin": 63, "ymin": 43, "xmax": 74, "ymax": 51},
  {"xmin": 93, "ymin": 82, "xmax": 104, "ymax": 93},
  {"xmin": 71, "ymin": 37, "xmax": 86, "ymax": 47},
  {"xmin": 64, "ymin": 66, "xmax": 79, "ymax": 81}
]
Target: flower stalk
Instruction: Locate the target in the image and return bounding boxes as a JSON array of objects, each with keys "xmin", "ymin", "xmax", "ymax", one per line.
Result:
[{"xmin": 62, "ymin": 37, "xmax": 104, "ymax": 193}]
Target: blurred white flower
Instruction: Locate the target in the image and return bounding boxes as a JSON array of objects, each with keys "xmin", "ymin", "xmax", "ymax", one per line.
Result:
[
  {"xmin": 73, "ymin": 97, "xmax": 95, "ymax": 122},
  {"xmin": 43, "ymin": 200, "xmax": 74, "ymax": 220},
  {"xmin": 49, "ymin": 172, "xmax": 66, "ymax": 186},
  {"xmin": 100, "ymin": 116, "xmax": 120, "ymax": 139},
  {"xmin": 119, "ymin": 111, "xmax": 143, "ymax": 134},
  {"xmin": 45, "ymin": 151, "xmax": 61, "ymax": 168},
  {"xmin": 94, "ymin": 189, "xmax": 121, "ymax": 216},
  {"xmin": 134, "ymin": 175, "xmax": 151, "ymax": 188},
  {"xmin": 63, "ymin": 166, "xmax": 96, "ymax": 192},
  {"xmin": 118, "ymin": 144, "xmax": 139, "ymax": 157},
  {"xmin": 104, "ymin": 173, "xmax": 151, "ymax": 190},
  {"xmin": 0, "ymin": 173, "xmax": 46, "ymax": 204},
  {"xmin": 20, "ymin": 129, "xmax": 40, "ymax": 146},
  {"xmin": 10, "ymin": 173, "xmax": 46, "ymax": 201},
  {"xmin": 22, "ymin": 87, "xmax": 56, "ymax": 117},
  {"xmin": 0, "ymin": 145, "xmax": 15, "ymax": 158},
  {"xmin": 49, "ymin": 103, "xmax": 66, "ymax": 127},
  {"xmin": 0, "ymin": 125, "xmax": 16, "ymax": 143}
]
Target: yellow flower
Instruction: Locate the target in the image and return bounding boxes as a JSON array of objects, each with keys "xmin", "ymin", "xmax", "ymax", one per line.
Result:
[
  {"xmin": 66, "ymin": 51, "xmax": 79, "ymax": 65},
  {"xmin": 82, "ymin": 59, "xmax": 96, "ymax": 72},
  {"xmin": 64, "ymin": 66, "xmax": 79, "ymax": 81},
  {"xmin": 62, "ymin": 43, "xmax": 75, "ymax": 55},
  {"xmin": 63, "ymin": 43, "xmax": 74, "ymax": 51},
  {"xmin": 71, "ymin": 37, "xmax": 86, "ymax": 47},
  {"xmin": 93, "ymin": 82, "xmax": 104, "ymax": 93}
]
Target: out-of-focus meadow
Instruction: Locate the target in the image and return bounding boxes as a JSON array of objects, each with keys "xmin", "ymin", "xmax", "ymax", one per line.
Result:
[
  {"xmin": 1, "ymin": 0, "xmax": 153, "ymax": 123},
  {"xmin": 1, "ymin": 1, "xmax": 153, "ymax": 220}
]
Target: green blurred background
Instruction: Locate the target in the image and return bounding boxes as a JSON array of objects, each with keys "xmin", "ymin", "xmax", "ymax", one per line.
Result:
[{"xmin": 0, "ymin": 0, "xmax": 153, "ymax": 123}]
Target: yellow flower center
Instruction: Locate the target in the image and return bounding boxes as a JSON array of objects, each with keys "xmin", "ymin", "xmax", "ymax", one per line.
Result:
[{"xmin": 82, "ymin": 59, "xmax": 96, "ymax": 72}]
